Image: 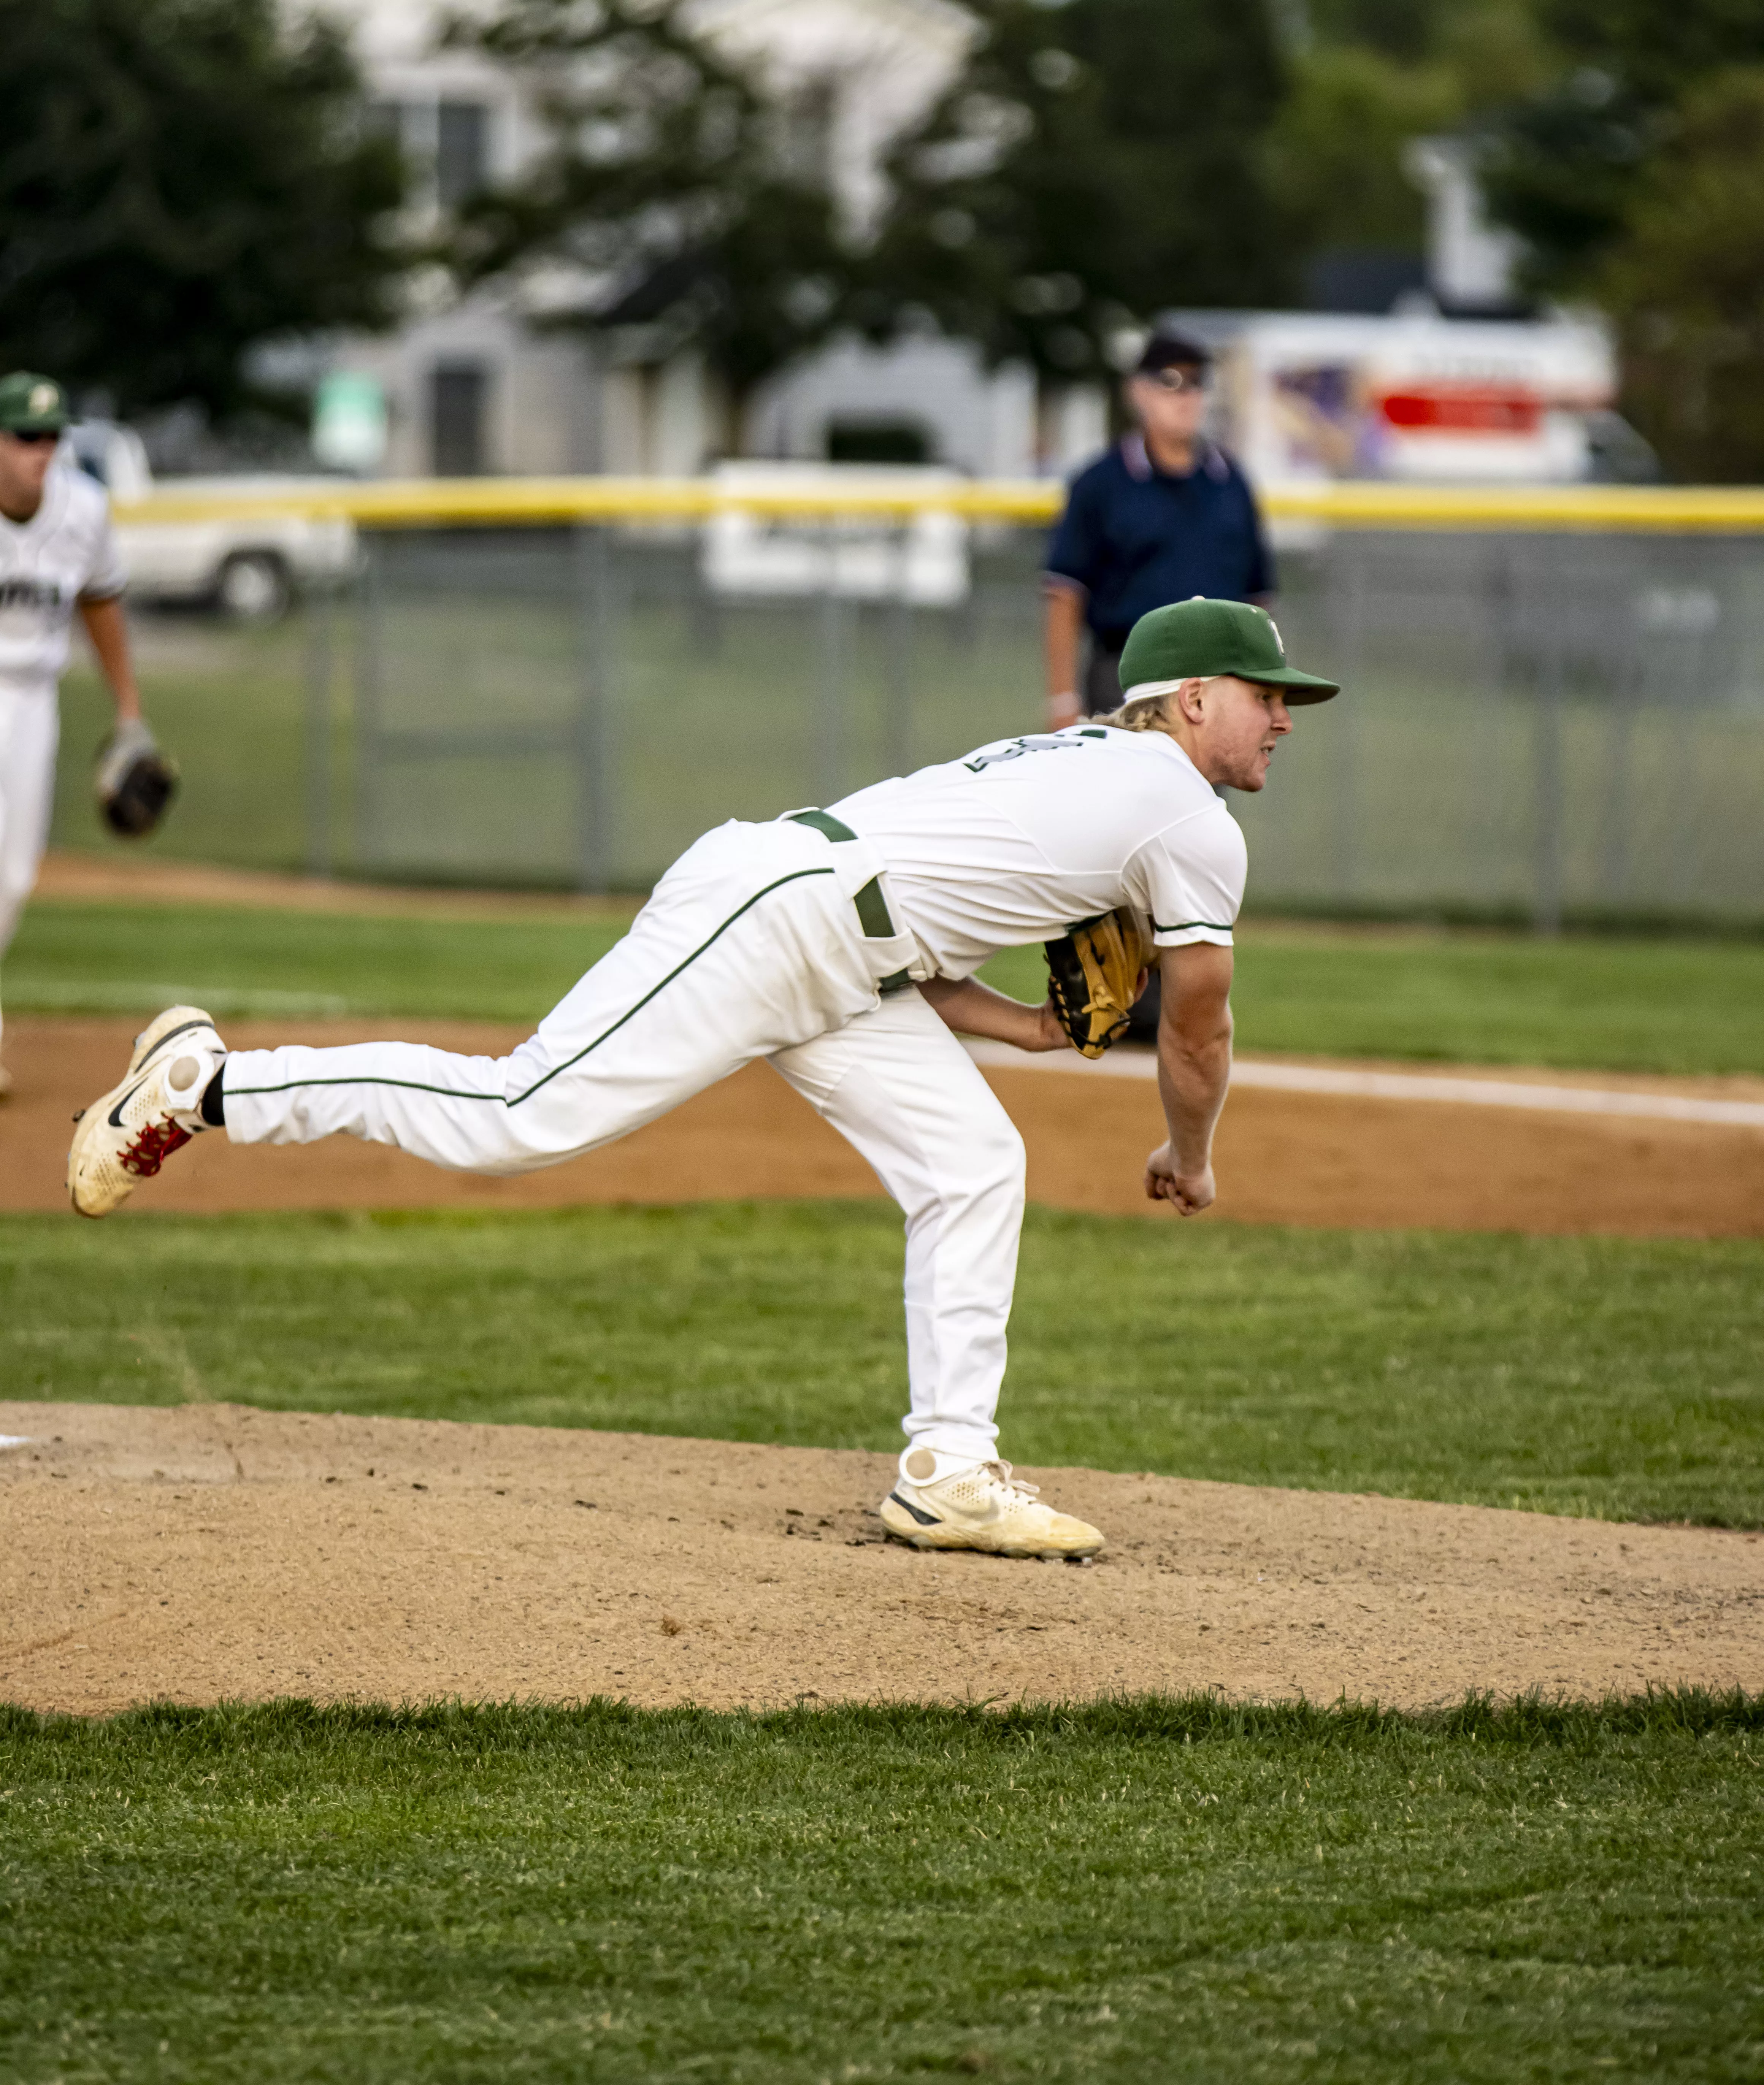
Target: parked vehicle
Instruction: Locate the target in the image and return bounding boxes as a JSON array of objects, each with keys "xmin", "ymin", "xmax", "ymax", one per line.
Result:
[
  {"xmin": 701, "ymin": 462, "xmax": 970, "ymax": 605},
  {"xmin": 64, "ymin": 422, "xmax": 357, "ymax": 622},
  {"xmin": 1166, "ymin": 309, "xmax": 1651, "ymax": 487}
]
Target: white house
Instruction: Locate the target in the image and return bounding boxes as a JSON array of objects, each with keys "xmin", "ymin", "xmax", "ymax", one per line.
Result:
[{"xmin": 316, "ymin": 0, "xmax": 1079, "ymax": 478}]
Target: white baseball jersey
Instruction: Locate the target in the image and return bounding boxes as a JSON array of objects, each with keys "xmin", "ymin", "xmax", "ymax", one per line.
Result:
[
  {"xmin": 0, "ymin": 464, "xmax": 127, "ymax": 699},
  {"xmin": 829, "ymin": 725, "xmax": 1247, "ymax": 979}
]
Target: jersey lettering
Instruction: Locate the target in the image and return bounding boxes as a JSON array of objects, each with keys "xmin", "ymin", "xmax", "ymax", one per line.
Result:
[
  {"xmin": 0, "ymin": 577, "xmax": 67, "ymax": 610},
  {"xmin": 961, "ymin": 733, "xmax": 1097, "ymax": 774}
]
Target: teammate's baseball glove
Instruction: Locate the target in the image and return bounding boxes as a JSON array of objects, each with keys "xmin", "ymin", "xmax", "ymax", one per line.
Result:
[
  {"xmin": 1044, "ymin": 908, "xmax": 1153, "ymax": 1058},
  {"xmin": 95, "ymin": 720, "xmax": 178, "ymax": 838}
]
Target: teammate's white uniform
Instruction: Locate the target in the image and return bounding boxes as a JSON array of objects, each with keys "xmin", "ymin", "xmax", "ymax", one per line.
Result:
[
  {"xmin": 224, "ymin": 727, "xmax": 1247, "ymax": 1462},
  {"xmin": 0, "ymin": 464, "xmax": 128, "ymax": 1043}
]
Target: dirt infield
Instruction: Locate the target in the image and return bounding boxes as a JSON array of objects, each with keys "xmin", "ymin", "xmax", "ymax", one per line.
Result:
[
  {"xmin": 5, "ymin": 1015, "xmax": 1762, "ymax": 1235},
  {"xmin": 3, "ymin": 1400, "xmax": 1758, "ymax": 1717}
]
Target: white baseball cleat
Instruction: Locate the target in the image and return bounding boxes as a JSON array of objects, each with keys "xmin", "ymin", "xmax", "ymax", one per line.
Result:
[
  {"xmin": 67, "ymin": 1005, "xmax": 224, "ymax": 1219},
  {"xmin": 879, "ymin": 1457, "xmax": 1104, "ymax": 1560}
]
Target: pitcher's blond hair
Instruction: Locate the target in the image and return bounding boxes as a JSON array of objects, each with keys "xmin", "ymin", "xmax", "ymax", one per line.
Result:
[{"xmin": 1095, "ymin": 675, "xmax": 1223, "ymax": 731}]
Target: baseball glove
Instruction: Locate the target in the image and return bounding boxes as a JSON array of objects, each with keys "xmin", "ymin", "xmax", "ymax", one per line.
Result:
[
  {"xmin": 95, "ymin": 720, "xmax": 178, "ymax": 838},
  {"xmin": 1044, "ymin": 908, "xmax": 1153, "ymax": 1058}
]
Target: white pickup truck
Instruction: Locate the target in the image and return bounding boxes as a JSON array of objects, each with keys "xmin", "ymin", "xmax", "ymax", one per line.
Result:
[{"xmin": 65, "ymin": 422, "xmax": 357, "ymax": 622}]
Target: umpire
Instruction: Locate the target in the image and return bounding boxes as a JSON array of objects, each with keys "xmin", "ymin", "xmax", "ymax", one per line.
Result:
[{"xmin": 1044, "ymin": 330, "xmax": 1274, "ymax": 729}]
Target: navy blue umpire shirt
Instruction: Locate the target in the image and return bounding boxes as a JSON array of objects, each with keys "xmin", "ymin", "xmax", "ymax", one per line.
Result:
[{"xmin": 1045, "ymin": 433, "xmax": 1274, "ymax": 651}]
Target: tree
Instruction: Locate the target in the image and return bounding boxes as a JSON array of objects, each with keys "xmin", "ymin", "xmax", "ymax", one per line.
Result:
[
  {"xmin": 447, "ymin": 0, "xmax": 852, "ymax": 404},
  {"xmin": 1479, "ymin": 0, "xmax": 1764, "ymax": 289},
  {"xmin": 0, "ymin": 0, "xmax": 406, "ymax": 419},
  {"xmin": 856, "ymin": 0, "xmax": 1293, "ymax": 381},
  {"xmin": 1597, "ymin": 68, "xmax": 1764, "ymax": 478},
  {"xmin": 1266, "ymin": 44, "xmax": 1457, "ymax": 266},
  {"xmin": 1265, "ymin": 0, "xmax": 1546, "ymax": 279},
  {"xmin": 1465, "ymin": 0, "xmax": 1764, "ymax": 475}
]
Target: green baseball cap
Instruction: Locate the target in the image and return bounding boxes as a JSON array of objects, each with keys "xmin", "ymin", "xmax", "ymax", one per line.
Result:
[
  {"xmin": 0, "ymin": 371, "xmax": 70, "ymax": 435},
  {"xmin": 1118, "ymin": 596, "xmax": 1340, "ymax": 704}
]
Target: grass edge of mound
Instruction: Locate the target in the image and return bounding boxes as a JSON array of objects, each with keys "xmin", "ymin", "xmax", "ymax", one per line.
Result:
[{"xmin": 4, "ymin": 1684, "xmax": 1758, "ymax": 1749}]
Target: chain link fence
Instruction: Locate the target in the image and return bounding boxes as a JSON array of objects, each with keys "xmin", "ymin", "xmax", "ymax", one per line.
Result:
[{"xmin": 297, "ymin": 515, "xmax": 1764, "ymax": 929}]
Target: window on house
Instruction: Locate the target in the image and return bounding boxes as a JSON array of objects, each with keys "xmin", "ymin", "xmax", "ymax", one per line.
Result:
[
  {"xmin": 436, "ymin": 100, "xmax": 490, "ymax": 208},
  {"xmin": 826, "ymin": 419, "xmax": 935, "ymax": 466},
  {"xmin": 431, "ymin": 362, "xmax": 490, "ymax": 476}
]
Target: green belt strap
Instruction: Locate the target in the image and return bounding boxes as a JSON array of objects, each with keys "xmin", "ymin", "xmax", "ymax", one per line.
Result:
[
  {"xmin": 787, "ymin": 809, "xmax": 897, "ymax": 940},
  {"xmin": 788, "ymin": 808, "xmax": 858, "ymax": 844},
  {"xmin": 852, "ymin": 879, "xmax": 894, "ymax": 939}
]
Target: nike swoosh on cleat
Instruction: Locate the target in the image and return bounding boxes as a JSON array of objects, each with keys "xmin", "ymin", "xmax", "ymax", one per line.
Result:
[
  {"xmin": 107, "ymin": 1078, "xmax": 150, "ymax": 1129},
  {"xmin": 887, "ymin": 1490, "xmax": 940, "ymax": 1527}
]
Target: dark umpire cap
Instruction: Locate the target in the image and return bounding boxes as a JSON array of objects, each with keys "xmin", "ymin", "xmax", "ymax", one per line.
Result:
[
  {"xmin": 1134, "ymin": 330, "xmax": 1212, "ymax": 376},
  {"xmin": 0, "ymin": 372, "xmax": 70, "ymax": 434},
  {"xmin": 1118, "ymin": 596, "xmax": 1340, "ymax": 703}
]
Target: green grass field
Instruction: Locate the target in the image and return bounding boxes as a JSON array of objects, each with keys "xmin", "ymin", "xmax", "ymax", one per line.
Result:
[
  {"xmin": 17, "ymin": 715, "xmax": 1764, "ymax": 2078},
  {"xmin": 2, "ymin": 1693, "xmax": 1759, "ymax": 2084},
  {"xmin": 6, "ymin": 1205, "xmax": 1761, "ymax": 1526},
  {"xmin": 12, "ymin": 897, "xmax": 1764, "ymax": 1072}
]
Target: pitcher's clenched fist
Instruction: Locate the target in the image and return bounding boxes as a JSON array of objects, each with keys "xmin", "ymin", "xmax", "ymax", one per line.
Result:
[{"xmin": 1145, "ymin": 1144, "xmax": 1215, "ymax": 1215}]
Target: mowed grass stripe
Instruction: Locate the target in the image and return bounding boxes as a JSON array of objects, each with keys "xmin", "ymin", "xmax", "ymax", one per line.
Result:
[
  {"xmin": 11, "ymin": 898, "xmax": 1764, "ymax": 1073},
  {"xmin": 4, "ymin": 1204, "xmax": 1760, "ymax": 1527},
  {"xmin": 1, "ymin": 1692, "xmax": 1759, "ymax": 2084}
]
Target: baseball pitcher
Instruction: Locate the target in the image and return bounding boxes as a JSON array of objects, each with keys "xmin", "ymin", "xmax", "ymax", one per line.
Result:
[
  {"xmin": 68, "ymin": 597, "xmax": 1338, "ymax": 1559},
  {"xmin": 0, "ymin": 371, "xmax": 172, "ymax": 1096}
]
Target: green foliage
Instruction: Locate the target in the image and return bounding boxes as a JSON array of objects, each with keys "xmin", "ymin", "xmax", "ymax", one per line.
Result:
[
  {"xmin": 5, "ymin": 1206, "xmax": 1760, "ymax": 1526},
  {"xmin": 0, "ymin": 0, "xmax": 406, "ymax": 418},
  {"xmin": 1475, "ymin": 0, "xmax": 1764, "ymax": 476},
  {"xmin": 1266, "ymin": 0, "xmax": 1547, "ymax": 290},
  {"xmin": 861, "ymin": 0, "xmax": 1293, "ymax": 379},
  {"xmin": 449, "ymin": 0, "xmax": 850, "ymax": 398},
  {"xmin": 1480, "ymin": 77, "xmax": 1658, "ymax": 292},
  {"xmin": 1597, "ymin": 68, "xmax": 1764, "ymax": 482},
  {"xmin": 1529, "ymin": 0, "xmax": 1764, "ymax": 109},
  {"xmin": 1, "ymin": 1693, "xmax": 1759, "ymax": 2081},
  {"xmin": 1266, "ymin": 45, "xmax": 1456, "ymax": 257},
  {"xmin": 1478, "ymin": 0, "xmax": 1764, "ymax": 289}
]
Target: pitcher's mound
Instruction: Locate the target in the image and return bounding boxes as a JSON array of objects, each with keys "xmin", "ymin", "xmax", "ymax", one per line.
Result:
[{"xmin": 3, "ymin": 1401, "xmax": 1758, "ymax": 1717}]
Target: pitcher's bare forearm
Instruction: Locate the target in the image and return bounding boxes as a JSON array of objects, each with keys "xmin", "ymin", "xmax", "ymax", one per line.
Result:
[
  {"xmin": 1042, "ymin": 582, "xmax": 1085, "ymax": 729},
  {"xmin": 1146, "ymin": 942, "xmax": 1234, "ymax": 1215},
  {"xmin": 78, "ymin": 595, "xmax": 143, "ymax": 722},
  {"xmin": 918, "ymin": 975, "xmax": 1067, "ymax": 1053},
  {"xmin": 1158, "ymin": 948, "xmax": 1233, "ymax": 1169}
]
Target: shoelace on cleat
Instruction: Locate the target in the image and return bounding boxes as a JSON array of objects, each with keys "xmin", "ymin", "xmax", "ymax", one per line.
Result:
[
  {"xmin": 932, "ymin": 1460, "xmax": 1043, "ymax": 1512},
  {"xmin": 120, "ymin": 1119, "xmax": 192, "ymax": 1178}
]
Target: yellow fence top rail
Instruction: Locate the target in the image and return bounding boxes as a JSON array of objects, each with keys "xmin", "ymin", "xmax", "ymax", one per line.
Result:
[{"xmin": 111, "ymin": 474, "xmax": 1764, "ymax": 531}]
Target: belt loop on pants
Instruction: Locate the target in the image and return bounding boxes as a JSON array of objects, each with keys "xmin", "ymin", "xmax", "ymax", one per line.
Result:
[{"xmin": 787, "ymin": 809, "xmax": 911, "ymax": 991}]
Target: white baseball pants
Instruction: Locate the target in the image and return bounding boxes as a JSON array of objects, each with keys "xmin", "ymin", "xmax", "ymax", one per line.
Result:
[
  {"xmin": 0, "ymin": 685, "xmax": 62, "ymax": 1060},
  {"xmin": 224, "ymin": 817, "xmax": 1026, "ymax": 1463}
]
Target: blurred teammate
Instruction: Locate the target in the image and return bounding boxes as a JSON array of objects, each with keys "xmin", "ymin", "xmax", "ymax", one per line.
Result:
[
  {"xmin": 68, "ymin": 600, "xmax": 1339, "ymax": 1562},
  {"xmin": 0, "ymin": 372, "xmax": 148, "ymax": 1096},
  {"xmin": 1044, "ymin": 331, "xmax": 1274, "ymax": 726}
]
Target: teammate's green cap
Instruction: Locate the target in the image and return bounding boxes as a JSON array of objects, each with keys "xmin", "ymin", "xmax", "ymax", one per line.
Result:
[
  {"xmin": 1118, "ymin": 596, "xmax": 1340, "ymax": 704},
  {"xmin": 0, "ymin": 372, "xmax": 70, "ymax": 435}
]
